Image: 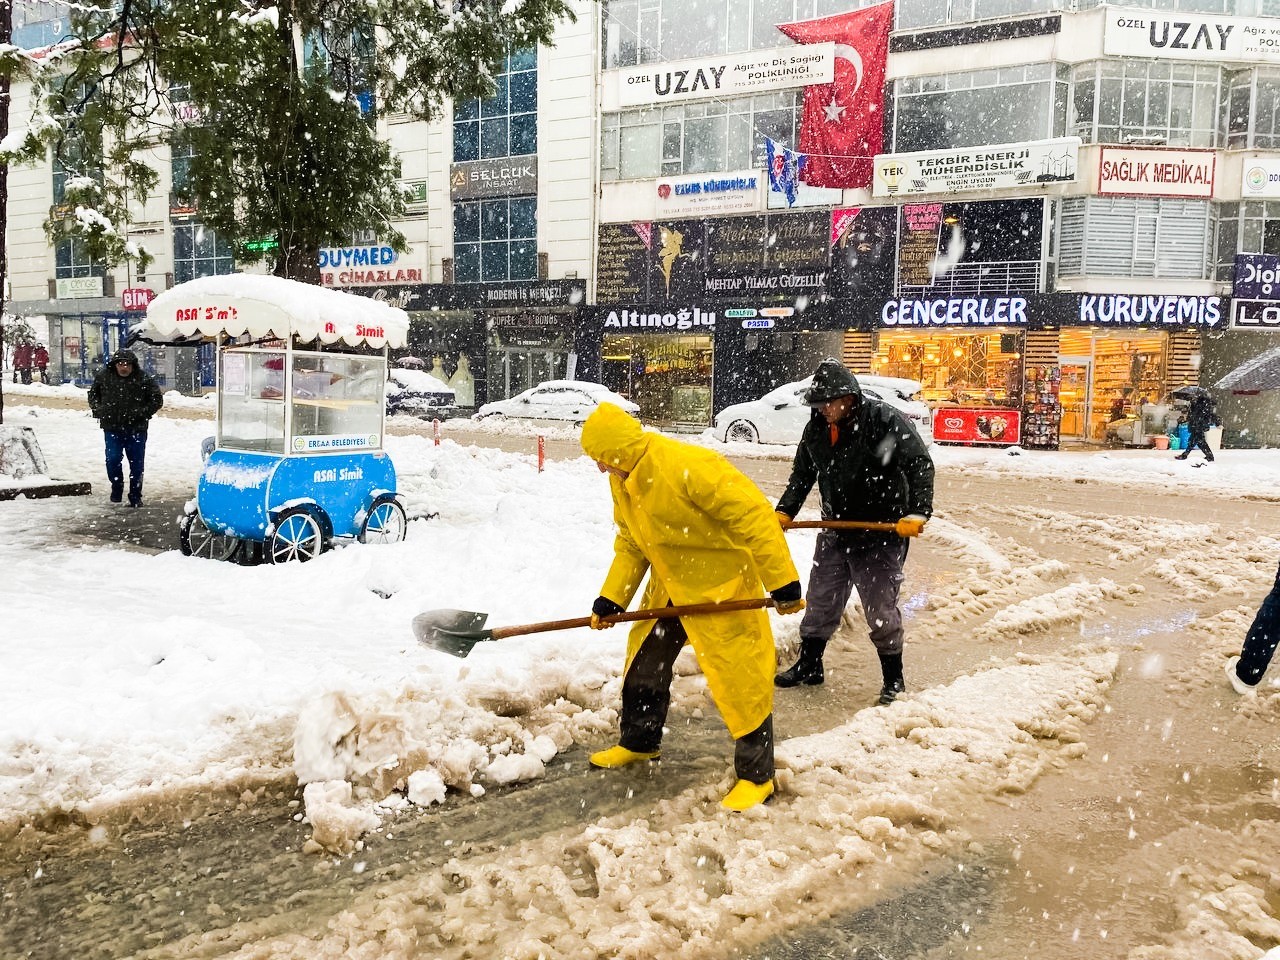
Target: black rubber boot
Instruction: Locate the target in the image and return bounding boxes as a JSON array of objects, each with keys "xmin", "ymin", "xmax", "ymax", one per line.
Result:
[
  {"xmin": 878, "ymin": 652, "xmax": 905, "ymax": 704},
  {"xmin": 775, "ymin": 636, "xmax": 827, "ymax": 687}
]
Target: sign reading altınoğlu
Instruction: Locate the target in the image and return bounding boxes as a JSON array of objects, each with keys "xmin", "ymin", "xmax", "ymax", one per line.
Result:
[
  {"xmin": 449, "ymin": 155, "xmax": 537, "ymax": 201},
  {"xmin": 1243, "ymin": 158, "xmax": 1280, "ymax": 198},
  {"xmin": 655, "ymin": 169, "xmax": 762, "ymax": 218},
  {"xmin": 1098, "ymin": 147, "xmax": 1216, "ymax": 198},
  {"xmin": 873, "ymin": 138, "xmax": 1079, "ymax": 198},
  {"xmin": 1103, "ymin": 9, "xmax": 1280, "ymax": 64},
  {"xmin": 612, "ymin": 44, "xmax": 833, "ymax": 108}
]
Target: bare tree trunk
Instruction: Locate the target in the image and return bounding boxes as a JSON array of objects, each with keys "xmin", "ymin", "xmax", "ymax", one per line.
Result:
[{"xmin": 0, "ymin": 1, "xmax": 12, "ymax": 426}]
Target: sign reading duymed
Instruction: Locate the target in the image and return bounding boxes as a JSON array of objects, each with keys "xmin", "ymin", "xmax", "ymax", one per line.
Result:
[
  {"xmin": 1103, "ymin": 8, "xmax": 1280, "ymax": 64},
  {"xmin": 611, "ymin": 44, "xmax": 834, "ymax": 108},
  {"xmin": 1098, "ymin": 147, "xmax": 1216, "ymax": 198},
  {"xmin": 449, "ymin": 155, "xmax": 537, "ymax": 201},
  {"xmin": 873, "ymin": 138, "xmax": 1079, "ymax": 198}
]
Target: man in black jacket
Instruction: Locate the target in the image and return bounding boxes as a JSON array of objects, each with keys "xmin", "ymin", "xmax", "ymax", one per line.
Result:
[
  {"xmin": 88, "ymin": 349, "xmax": 164, "ymax": 507},
  {"xmin": 774, "ymin": 358, "xmax": 935, "ymax": 704}
]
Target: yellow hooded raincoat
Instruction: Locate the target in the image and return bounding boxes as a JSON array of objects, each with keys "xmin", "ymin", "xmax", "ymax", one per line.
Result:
[{"xmin": 581, "ymin": 403, "xmax": 800, "ymax": 739}]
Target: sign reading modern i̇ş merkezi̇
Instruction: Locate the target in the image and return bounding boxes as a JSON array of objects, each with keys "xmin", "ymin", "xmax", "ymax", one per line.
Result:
[
  {"xmin": 1103, "ymin": 8, "xmax": 1280, "ymax": 64},
  {"xmin": 872, "ymin": 138, "xmax": 1079, "ymax": 198},
  {"xmin": 1098, "ymin": 147, "xmax": 1216, "ymax": 198},
  {"xmin": 611, "ymin": 44, "xmax": 834, "ymax": 108},
  {"xmin": 449, "ymin": 155, "xmax": 538, "ymax": 201}
]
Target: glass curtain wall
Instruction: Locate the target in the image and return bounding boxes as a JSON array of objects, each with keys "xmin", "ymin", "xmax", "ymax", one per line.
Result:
[
  {"xmin": 1214, "ymin": 202, "xmax": 1280, "ymax": 281},
  {"xmin": 1070, "ymin": 62, "xmax": 1220, "ymax": 147}
]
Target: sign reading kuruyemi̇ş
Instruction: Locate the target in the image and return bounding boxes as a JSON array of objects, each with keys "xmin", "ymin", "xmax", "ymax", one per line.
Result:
[
  {"xmin": 873, "ymin": 139, "xmax": 1079, "ymax": 198},
  {"xmin": 1103, "ymin": 8, "xmax": 1280, "ymax": 63}
]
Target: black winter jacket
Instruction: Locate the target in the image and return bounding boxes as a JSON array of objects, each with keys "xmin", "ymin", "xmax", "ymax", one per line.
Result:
[
  {"xmin": 88, "ymin": 350, "xmax": 164, "ymax": 432},
  {"xmin": 777, "ymin": 395, "xmax": 935, "ymax": 546}
]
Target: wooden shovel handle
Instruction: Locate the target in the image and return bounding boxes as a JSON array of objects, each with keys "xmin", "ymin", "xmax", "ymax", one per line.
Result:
[
  {"xmin": 490, "ymin": 597, "xmax": 776, "ymax": 640},
  {"xmin": 785, "ymin": 519, "xmax": 902, "ymax": 532}
]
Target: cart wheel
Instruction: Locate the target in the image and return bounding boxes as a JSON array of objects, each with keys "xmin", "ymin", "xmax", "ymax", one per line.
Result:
[
  {"xmin": 268, "ymin": 507, "xmax": 325, "ymax": 563},
  {"xmin": 179, "ymin": 511, "xmax": 241, "ymax": 562},
  {"xmin": 360, "ymin": 498, "xmax": 407, "ymax": 545}
]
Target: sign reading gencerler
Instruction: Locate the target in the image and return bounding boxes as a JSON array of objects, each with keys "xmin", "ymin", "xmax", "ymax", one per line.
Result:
[{"xmin": 449, "ymin": 155, "xmax": 537, "ymax": 201}]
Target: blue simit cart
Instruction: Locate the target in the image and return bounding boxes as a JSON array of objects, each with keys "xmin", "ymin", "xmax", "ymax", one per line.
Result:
[{"xmin": 143, "ymin": 275, "xmax": 410, "ymax": 563}]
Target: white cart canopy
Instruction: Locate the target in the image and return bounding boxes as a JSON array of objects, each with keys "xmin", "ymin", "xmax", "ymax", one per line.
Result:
[{"xmin": 145, "ymin": 274, "xmax": 409, "ymax": 349}]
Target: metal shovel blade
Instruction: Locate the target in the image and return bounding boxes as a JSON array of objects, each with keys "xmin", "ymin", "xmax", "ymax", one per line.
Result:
[{"xmin": 412, "ymin": 609, "xmax": 493, "ymax": 658}]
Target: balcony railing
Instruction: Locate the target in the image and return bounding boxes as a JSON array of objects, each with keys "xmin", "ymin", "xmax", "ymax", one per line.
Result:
[{"xmin": 897, "ymin": 259, "xmax": 1042, "ymax": 297}]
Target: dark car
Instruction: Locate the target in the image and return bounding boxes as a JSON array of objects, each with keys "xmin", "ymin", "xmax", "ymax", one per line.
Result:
[{"xmin": 385, "ymin": 367, "xmax": 456, "ymax": 419}]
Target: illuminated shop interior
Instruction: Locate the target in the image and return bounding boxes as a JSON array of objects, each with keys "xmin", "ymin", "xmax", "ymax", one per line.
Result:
[
  {"xmin": 600, "ymin": 334, "xmax": 714, "ymax": 427},
  {"xmin": 1058, "ymin": 329, "xmax": 1166, "ymax": 441},
  {"xmin": 872, "ymin": 331, "xmax": 1024, "ymax": 408}
]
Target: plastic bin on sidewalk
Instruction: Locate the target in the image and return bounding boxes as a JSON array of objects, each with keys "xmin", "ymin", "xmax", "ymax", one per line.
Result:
[{"xmin": 1206, "ymin": 426, "xmax": 1223, "ymax": 452}]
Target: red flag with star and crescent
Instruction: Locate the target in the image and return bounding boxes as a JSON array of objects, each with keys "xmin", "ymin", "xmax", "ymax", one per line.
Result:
[{"xmin": 777, "ymin": 2, "xmax": 893, "ymax": 189}]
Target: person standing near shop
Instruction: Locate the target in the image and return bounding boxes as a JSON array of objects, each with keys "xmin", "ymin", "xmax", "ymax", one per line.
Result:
[
  {"xmin": 33, "ymin": 343, "xmax": 49, "ymax": 383},
  {"xmin": 88, "ymin": 349, "xmax": 164, "ymax": 507},
  {"xmin": 581, "ymin": 401, "xmax": 804, "ymax": 812},
  {"xmin": 12, "ymin": 340, "xmax": 33, "ymax": 384},
  {"xmin": 1175, "ymin": 390, "xmax": 1219, "ymax": 463},
  {"xmin": 774, "ymin": 358, "xmax": 935, "ymax": 705}
]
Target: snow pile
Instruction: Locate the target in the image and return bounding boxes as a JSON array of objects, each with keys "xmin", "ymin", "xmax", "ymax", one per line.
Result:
[
  {"xmin": 301, "ymin": 780, "xmax": 381, "ymax": 855},
  {"xmin": 179, "ymin": 646, "xmax": 1117, "ymax": 959}
]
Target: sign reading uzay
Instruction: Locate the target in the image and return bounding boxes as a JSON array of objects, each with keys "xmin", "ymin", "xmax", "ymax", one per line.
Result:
[
  {"xmin": 612, "ymin": 44, "xmax": 834, "ymax": 107},
  {"xmin": 873, "ymin": 139, "xmax": 1079, "ymax": 198},
  {"xmin": 1103, "ymin": 9, "xmax": 1280, "ymax": 63}
]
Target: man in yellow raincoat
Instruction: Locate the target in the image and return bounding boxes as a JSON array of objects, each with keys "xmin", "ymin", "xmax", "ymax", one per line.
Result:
[{"xmin": 581, "ymin": 402, "xmax": 805, "ymax": 811}]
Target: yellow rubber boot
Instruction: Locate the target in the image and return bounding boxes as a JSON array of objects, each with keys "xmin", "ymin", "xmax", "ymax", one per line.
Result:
[
  {"xmin": 721, "ymin": 779, "xmax": 774, "ymax": 811},
  {"xmin": 589, "ymin": 745, "xmax": 660, "ymax": 769}
]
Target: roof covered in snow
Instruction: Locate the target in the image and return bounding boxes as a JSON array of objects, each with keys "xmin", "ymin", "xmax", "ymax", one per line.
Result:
[{"xmin": 144, "ymin": 274, "xmax": 409, "ymax": 349}]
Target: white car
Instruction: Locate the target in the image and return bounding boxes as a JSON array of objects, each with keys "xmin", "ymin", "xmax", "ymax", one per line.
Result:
[
  {"xmin": 474, "ymin": 380, "xmax": 639, "ymax": 424},
  {"xmin": 713, "ymin": 374, "xmax": 933, "ymax": 446}
]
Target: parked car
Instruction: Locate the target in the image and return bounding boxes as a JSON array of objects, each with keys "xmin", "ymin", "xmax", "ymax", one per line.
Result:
[
  {"xmin": 474, "ymin": 380, "xmax": 638, "ymax": 424},
  {"xmin": 712, "ymin": 374, "xmax": 933, "ymax": 446},
  {"xmin": 385, "ymin": 367, "xmax": 456, "ymax": 419}
]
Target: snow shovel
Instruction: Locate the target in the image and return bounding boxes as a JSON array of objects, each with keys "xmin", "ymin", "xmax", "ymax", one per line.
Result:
[
  {"xmin": 414, "ymin": 597, "xmax": 781, "ymax": 659},
  {"xmin": 782, "ymin": 519, "xmax": 924, "ymax": 537}
]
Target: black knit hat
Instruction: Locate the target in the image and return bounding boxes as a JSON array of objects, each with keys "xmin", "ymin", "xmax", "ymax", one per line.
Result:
[{"xmin": 802, "ymin": 358, "xmax": 862, "ymax": 406}]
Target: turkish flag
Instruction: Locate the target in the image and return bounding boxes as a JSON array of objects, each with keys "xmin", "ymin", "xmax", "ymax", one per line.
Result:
[{"xmin": 777, "ymin": 2, "xmax": 893, "ymax": 189}]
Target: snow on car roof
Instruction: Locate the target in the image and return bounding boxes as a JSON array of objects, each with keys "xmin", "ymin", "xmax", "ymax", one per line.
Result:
[
  {"xmin": 389, "ymin": 367, "xmax": 454, "ymax": 395},
  {"xmin": 144, "ymin": 274, "xmax": 409, "ymax": 349}
]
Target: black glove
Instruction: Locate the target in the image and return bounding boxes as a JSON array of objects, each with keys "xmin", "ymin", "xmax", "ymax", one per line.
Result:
[
  {"xmin": 770, "ymin": 581, "xmax": 805, "ymax": 615},
  {"xmin": 591, "ymin": 596, "xmax": 625, "ymax": 630}
]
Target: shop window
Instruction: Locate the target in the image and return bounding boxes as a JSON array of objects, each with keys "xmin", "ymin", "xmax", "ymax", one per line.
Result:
[
  {"xmin": 1071, "ymin": 61, "xmax": 1219, "ymax": 147},
  {"xmin": 453, "ymin": 49, "xmax": 537, "ymax": 162},
  {"xmin": 897, "ymin": 199, "xmax": 1045, "ymax": 296},
  {"xmin": 1059, "ymin": 197, "xmax": 1212, "ymax": 279},
  {"xmin": 173, "ymin": 222, "xmax": 235, "ymax": 285},
  {"xmin": 453, "ymin": 197, "xmax": 537, "ymax": 283},
  {"xmin": 54, "ymin": 237, "xmax": 104, "ymax": 279},
  {"xmin": 600, "ymin": 333, "xmax": 712, "ymax": 424},
  {"xmin": 1216, "ymin": 201, "xmax": 1280, "ymax": 280},
  {"xmin": 601, "ymin": 91, "xmax": 799, "ymax": 181},
  {"xmin": 894, "ymin": 64, "xmax": 1067, "ymax": 153},
  {"xmin": 874, "ymin": 331, "xmax": 1023, "ymax": 410}
]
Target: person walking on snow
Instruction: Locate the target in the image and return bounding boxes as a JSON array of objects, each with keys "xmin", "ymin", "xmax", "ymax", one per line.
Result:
[
  {"xmin": 88, "ymin": 349, "xmax": 163, "ymax": 507},
  {"xmin": 1225, "ymin": 560, "xmax": 1280, "ymax": 695},
  {"xmin": 12, "ymin": 340, "xmax": 33, "ymax": 384},
  {"xmin": 774, "ymin": 358, "xmax": 935, "ymax": 705},
  {"xmin": 1175, "ymin": 391, "xmax": 1218, "ymax": 463},
  {"xmin": 33, "ymin": 343, "xmax": 49, "ymax": 383},
  {"xmin": 581, "ymin": 401, "xmax": 805, "ymax": 812}
]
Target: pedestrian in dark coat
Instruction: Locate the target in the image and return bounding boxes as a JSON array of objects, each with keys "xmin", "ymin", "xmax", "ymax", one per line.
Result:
[
  {"xmin": 1175, "ymin": 391, "xmax": 1218, "ymax": 463},
  {"xmin": 88, "ymin": 349, "xmax": 163, "ymax": 507},
  {"xmin": 12, "ymin": 341, "xmax": 33, "ymax": 384},
  {"xmin": 774, "ymin": 358, "xmax": 935, "ymax": 704},
  {"xmin": 1226, "ymin": 561, "xmax": 1280, "ymax": 694}
]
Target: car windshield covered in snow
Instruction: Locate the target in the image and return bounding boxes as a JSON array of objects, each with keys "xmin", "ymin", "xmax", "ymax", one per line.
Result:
[{"xmin": 475, "ymin": 380, "xmax": 639, "ymax": 424}]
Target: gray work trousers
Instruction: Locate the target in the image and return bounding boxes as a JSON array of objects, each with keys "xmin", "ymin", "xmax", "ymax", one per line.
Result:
[
  {"xmin": 618, "ymin": 615, "xmax": 775, "ymax": 784},
  {"xmin": 798, "ymin": 532, "xmax": 909, "ymax": 655}
]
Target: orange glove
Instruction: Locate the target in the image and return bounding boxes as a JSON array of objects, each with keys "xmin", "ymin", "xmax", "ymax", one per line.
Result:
[
  {"xmin": 895, "ymin": 515, "xmax": 927, "ymax": 538},
  {"xmin": 775, "ymin": 511, "xmax": 792, "ymax": 530},
  {"xmin": 591, "ymin": 596, "xmax": 624, "ymax": 630}
]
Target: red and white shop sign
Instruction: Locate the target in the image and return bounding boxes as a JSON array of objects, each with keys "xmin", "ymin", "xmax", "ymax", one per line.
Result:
[
  {"xmin": 932, "ymin": 407, "xmax": 1022, "ymax": 446},
  {"xmin": 1098, "ymin": 147, "xmax": 1216, "ymax": 199},
  {"xmin": 121, "ymin": 287, "xmax": 155, "ymax": 312}
]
